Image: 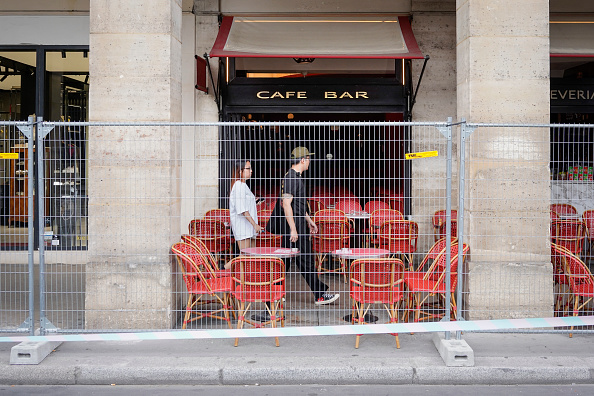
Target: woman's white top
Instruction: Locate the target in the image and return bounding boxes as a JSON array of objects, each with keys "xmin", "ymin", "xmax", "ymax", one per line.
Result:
[{"xmin": 229, "ymin": 181, "xmax": 259, "ymax": 241}]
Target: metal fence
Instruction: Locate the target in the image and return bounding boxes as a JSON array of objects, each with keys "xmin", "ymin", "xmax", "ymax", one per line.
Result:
[{"xmin": 0, "ymin": 119, "xmax": 592, "ymax": 337}]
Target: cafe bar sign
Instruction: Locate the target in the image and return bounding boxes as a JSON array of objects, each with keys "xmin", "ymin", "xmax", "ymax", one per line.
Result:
[
  {"xmin": 225, "ymin": 79, "xmax": 404, "ymax": 109},
  {"xmin": 550, "ymin": 78, "xmax": 594, "ymax": 108}
]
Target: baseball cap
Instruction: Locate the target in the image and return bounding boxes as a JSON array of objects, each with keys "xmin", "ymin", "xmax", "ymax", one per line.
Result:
[{"xmin": 291, "ymin": 146, "xmax": 315, "ymax": 159}]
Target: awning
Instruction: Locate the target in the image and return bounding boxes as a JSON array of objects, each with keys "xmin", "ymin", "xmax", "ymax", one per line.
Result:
[
  {"xmin": 210, "ymin": 16, "xmax": 423, "ymax": 59},
  {"xmin": 550, "ymin": 21, "xmax": 594, "ymax": 57}
]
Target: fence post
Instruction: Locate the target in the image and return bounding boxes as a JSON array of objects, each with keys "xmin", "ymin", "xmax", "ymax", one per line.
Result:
[
  {"xmin": 456, "ymin": 119, "xmax": 475, "ymax": 340},
  {"xmin": 36, "ymin": 118, "xmax": 55, "ymax": 335}
]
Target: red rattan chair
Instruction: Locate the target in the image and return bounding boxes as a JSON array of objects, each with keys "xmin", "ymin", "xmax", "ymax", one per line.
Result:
[
  {"xmin": 364, "ymin": 200, "xmax": 390, "ymax": 215},
  {"xmin": 205, "ymin": 208, "xmax": 231, "ymax": 225},
  {"xmin": 366, "ymin": 209, "xmax": 404, "ymax": 247},
  {"xmin": 171, "ymin": 242, "xmax": 233, "ymax": 329},
  {"xmin": 403, "ymin": 243, "xmax": 470, "ymax": 323},
  {"xmin": 308, "ymin": 198, "xmax": 327, "ymax": 216},
  {"xmin": 377, "ymin": 220, "xmax": 419, "ymax": 268},
  {"xmin": 388, "ymin": 198, "xmax": 404, "ymax": 214},
  {"xmin": 550, "ymin": 203, "xmax": 578, "ymax": 217},
  {"xmin": 312, "ymin": 218, "xmax": 352, "ymax": 282},
  {"xmin": 582, "ymin": 210, "xmax": 594, "ymax": 256},
  {"xmin": 349, "ymin": 258, "xmax": 406, "ymax": 349},
  {"xmin": 551, "ymin": 242, "xmax": 574, "ymax": 317},
  {"xmin": 188, "ymin": 218, "xmax": 233, "ymax": 264},
  {"xmin": 335, "ymin": 199, "xmax": 363, "ymax": 214},
  {"xmin": 255, "ymin": 231, "xmax": 283, "ymax": 248},
  {"xmin": 181, "ymin": 234, "xmax": 230, "ymax": 278},
  {"xmin": 257, "ymin": 209, "xmax": 273, "ymax": 228},
  {"xmin": 228, "ymin": 256, "xmax": 286, "ymax": 347},
  {"xmin": 415, "ymin": 236, "xmax": 459, "ymax": 272},
  {"xmin": 565, "ymin": 249, "xmax": 594, "ymax": 336},
  {"xmin": 552, "ymin": 219, "xmax": 587, "ymax": 256},
  {"xmin": 432, "ymin": 210, "xmax": 458, "ymax": 242}
]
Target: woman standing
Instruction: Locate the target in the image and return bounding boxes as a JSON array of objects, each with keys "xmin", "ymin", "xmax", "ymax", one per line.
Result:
[{"xmin": 229, "ymin": 160, "xmax": 263, "ymax": 264}]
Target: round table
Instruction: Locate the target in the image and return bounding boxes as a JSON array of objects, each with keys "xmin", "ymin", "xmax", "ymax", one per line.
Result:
[
  {"xmin": 344, "ymin": 211, "xmax": 371, "ymax": 220},
  {"xmin": 332, "ymin": 247, "xmax": 390, "ymax": 260},
  {"xmin": 241, "ymin": 246, "xmax": 300, "ymax": 259}
]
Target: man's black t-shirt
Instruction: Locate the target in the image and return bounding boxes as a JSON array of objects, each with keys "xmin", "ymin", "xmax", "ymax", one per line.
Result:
[{"xmin": 283, "ymin": 168, "xmax": 308, "ymax": 232}]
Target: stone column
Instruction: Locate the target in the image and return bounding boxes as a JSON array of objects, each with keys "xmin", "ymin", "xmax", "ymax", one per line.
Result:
[
  {"xmin": 85, "ymin": 0, "xmax": 182, "ymax": 329},
  {"xmin": 456, "ymin": 0, "xmax": 553, "ymax": 319}
]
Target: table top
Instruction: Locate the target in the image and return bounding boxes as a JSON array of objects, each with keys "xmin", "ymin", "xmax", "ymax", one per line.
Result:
[
  {"xmin": 345, "ymin": 211, "xmax": 371, "ymax": 220},
  {"xmin": 332, "ymin": 247, "xmax": 391, "ymax": 260},
  {"xmin": 241, "ymin": 247, "xmax": 300, "ymax": 258}
]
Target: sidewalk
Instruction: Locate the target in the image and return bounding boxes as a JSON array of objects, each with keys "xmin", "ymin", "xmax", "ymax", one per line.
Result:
[{"xmin": 2, "ymin": 331, "xmax": 594, "ymax": 385}]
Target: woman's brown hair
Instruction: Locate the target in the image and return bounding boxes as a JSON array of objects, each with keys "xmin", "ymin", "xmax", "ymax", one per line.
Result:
[{"xmin": 230, "ymin": 160, "xmax": 250, "ymax": 192}]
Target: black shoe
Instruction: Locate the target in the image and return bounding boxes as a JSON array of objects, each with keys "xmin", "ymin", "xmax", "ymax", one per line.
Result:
[
  {"xmin": 315, "ymin": 293, "xmax": 340, "ymax": 306},
  {"xmin": 251, "ymin": 312, "xmax": 271, "ymax": 322}
]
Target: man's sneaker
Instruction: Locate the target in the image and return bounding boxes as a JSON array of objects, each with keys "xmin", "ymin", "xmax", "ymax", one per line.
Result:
[{"xmin": 315, "ymin": 293, "xmax": 340, "ymax": 306}]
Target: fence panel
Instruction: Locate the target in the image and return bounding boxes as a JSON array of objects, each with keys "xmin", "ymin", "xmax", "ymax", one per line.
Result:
[
  {"xmin": 0, "ymin": 120, "xmax": 34, "ymax": 335},
  {"xmin": 459, "ymin": 123, "xmax": 594, "ymax": 333}
]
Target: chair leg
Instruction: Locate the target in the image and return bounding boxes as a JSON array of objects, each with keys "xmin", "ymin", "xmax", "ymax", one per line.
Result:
[
  {"xmin": 234, "ymin": 300, "xmax": 247, "ymax": 347},
  {"xmin": 182, "ymin": 294, "xmax": 195, "ymax": 329}
]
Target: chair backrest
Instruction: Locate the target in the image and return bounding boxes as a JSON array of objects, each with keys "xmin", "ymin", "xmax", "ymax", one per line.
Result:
[
  {"xmin": 189, "ymin": 218, "xmax": 226, "ymax": 237},
  {"xmin": 377, "ymin": 220, "xmax": 418, "ymax": 252},
  {"xmin": 551, "ymin": 242, "xmax": 573, "ymax": 286},
  {"xmin": 432, "ymin": 209, "xmax": 458, "ymax": 227},
  {"xmin": 552, "ymin": 219, "xmax": 586, "ymax": 254},
  {"xmin": 181, "ymin": 234, "xmax": 219, "ymax": 276},
  {"xmin": 171, "ymin": 242, "xmax": 212, "ymax": 291},
  {"xmin": 228, "ymin": 256, "xmax": 285, "ymax": 302},
  {"xmin": 255, "ymin": 231, "xmax": 282, "ymax": 248},
  {"xmin": 550, "ymin": 203, "xmax": 578, "ymax": 216},
  {"xmin": 582, "ymin": 210, "xmax": 594, "ymax": 236},
  {"xmin": 369, "ymin": 209, "xmax": 404, "ymax": 228},
  {"xmin": 364, "ymin": 200, "xmax": 390, "ymax": 214},
  {"xmin": 387, "ymin": 198, "xmax": 404, "ymax": 214},
  {"xmin": 313, "ymin": 219, "xmax": 351, "ymax": 252},
  {"xmin": 551, "ymin": 210, "xmax": 560, "ymax": 220},
  {"xmin": 427, "ymin": 243, "xmax": 470, "ymax": 290},
  {"xmin": 257, "ymin": 209, "xmax": 273, "ymax": 228},
  {"xmin": 335, "ymin": 199, "xmax": 362, "ymax": 214},
  {"xmin": 423, "ymin": 236, "xmax": 459, "ymax": 264},
  {"xmin": 308, "ymin": 198, "xmax": 327, "ymax": 215},
  {"xmin": 314, "ymin": 208, "xmax": 348, "ymax": 222},
  {"xmin": 349, "ymin": 258, "xmax": 405, "ymax": 303},
  {"xmin": 205, "ymin": 208, "xmax": 231, "ymax": 224}
]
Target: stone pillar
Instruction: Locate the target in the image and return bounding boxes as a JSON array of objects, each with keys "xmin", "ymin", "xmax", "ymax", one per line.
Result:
[
  {"xmin": 85, "ymin": 0, "xmax": 182, "ymax": 329},
  {"xmin": 456, "ymin": 0, "xmax": 553, "ymax": 319},
  {"xmin": 411, "ymin": 1, "xmax": 457, "ymax": 253}
]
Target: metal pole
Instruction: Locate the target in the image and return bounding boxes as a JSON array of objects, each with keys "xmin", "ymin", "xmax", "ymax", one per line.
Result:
[
  {"xmin": 27, "ymin": 116, "xmax": 35, "ymax": 336},
  {"xmin": 456, "ymin": 119, "xmax": 470, "ymax": 340},
  {"xmin": 444, "ymin": 117, "xmax": 453, "ymax": 340}
]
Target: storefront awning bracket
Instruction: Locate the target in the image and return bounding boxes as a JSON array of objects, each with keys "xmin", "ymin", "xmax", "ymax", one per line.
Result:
[
  {"xmin": 203, "ymin": 53, "xmax": 221, "ymax": 111},
  {"xmin": 410, "ymin": 55, "xmax": 430, "ymax": 115}
]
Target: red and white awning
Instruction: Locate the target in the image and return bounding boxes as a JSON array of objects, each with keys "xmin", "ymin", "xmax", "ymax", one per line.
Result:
[{"xmin": 210, "ymin": 16, "xmax": 423, "ymax": 59}]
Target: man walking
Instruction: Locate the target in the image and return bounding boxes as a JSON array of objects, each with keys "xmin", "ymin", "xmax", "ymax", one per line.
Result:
[{"xmin": 281, "ymin": 147, "xmax": 339, "ymax": 305}]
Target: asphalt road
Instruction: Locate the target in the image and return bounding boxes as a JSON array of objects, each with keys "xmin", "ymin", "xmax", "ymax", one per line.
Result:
[{"xmin": 1, "ymin": 385, "xmax": 594, "ymax": 395}]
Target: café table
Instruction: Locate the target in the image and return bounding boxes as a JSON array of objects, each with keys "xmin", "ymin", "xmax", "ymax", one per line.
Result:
[
  {"xmin": 333, "ymin": 248, "xmax": 391, "ymax": 324},
  {"xmin": 241, "ymin": 246, "xmax": 300, "ymax": 259}
]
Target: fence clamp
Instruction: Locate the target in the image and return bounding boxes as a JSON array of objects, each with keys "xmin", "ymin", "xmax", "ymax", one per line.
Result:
[{"xmin": 38, "ymin": 124, "xmax": 55, "ymax": 140}]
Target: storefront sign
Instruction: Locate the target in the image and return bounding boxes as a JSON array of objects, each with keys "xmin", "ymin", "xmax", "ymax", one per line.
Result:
[
  {"xmin": 550, "ymin": 79, "xmax": 594, "ymax": 110},
  {"xmin": 225, "ymin": 78, "xmax": 405, "ymax": 112}
]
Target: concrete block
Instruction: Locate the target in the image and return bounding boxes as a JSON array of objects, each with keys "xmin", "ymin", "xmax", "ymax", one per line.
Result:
[
  {"xmin": 10, "ymin": 341, "xmax": 63, "ymax": 365},
  {"xmin": 432, "ymin": 332, "xmax": 474, "ymax": 367}
]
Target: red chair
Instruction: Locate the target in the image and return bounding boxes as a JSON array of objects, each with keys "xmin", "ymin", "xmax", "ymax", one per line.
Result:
[
  {"xmin": 308, "ymin": 198, "xmax": 327, "ymax": 216},
  {"xmin": 335, "ymin": 199, "xmax": 363, "ymax": 214},
  {"xmin": 364, "ymin": 200, "xmax": 390, "ymax": 215},
  {"xmin": 313, "ymin": 218, "xmax": 352, "ymax": 282},
  {"xmin": 387, "ymin": 198, "xmax": 404, "ymax": 214},
  {"xmin": 188, "ymin": 218, "xmax": 233, "ymax": 265},
  {"xmin": 432, "ymin": 210, "xmax": 458, "ymax": 242},
  {"xmin": 551, "ymin": 243, "xmax": 574, "ymax": 317},
  {"xmin": 377, "ymin": 220, "xmax": 418, "ymax": 268},
  {"xmin": 552, "ymin": 219, "xmax": 586, "ymax": 256},
  {"xmin": 403, "ymin": 243, "xmax": 470, "ymax": 323},
  {"xmin": 171, "ymin": 242, "xmax": 233, "ymax": 329},
  {"xmin": 205, "ymin": 208, "xmax": 231, "ymax": 225},
  {"xmin": 181, "ymin": 234, "xmax": 230, "ymax": 278},
  {"xmin": 228, "ymin": 256, "xmax": 286, "ymax": 347},
  {"xmin": 565, "ymin": 249, "xmax": 594, "ymax": 336},
  {"xmin": 582, "ymin": 210, "xmax": 594, "ymax": 256},
  {"xmin": 366, "ymin": 209, "xmax": 404, "ymax": 247},
  {"xmin": 550, "ymin": 203, "xmax": 578, "ymax": 217},
  {"xmin": 257, "ymin": 209, "xmax": 273, "ymax": 228},
  {"xmin": 349, "ymin": 258, "xmax": 406, "ymax": 349},
  {"xmin": 255, "ymin": 231, "xmax": 283, "ymax": 248}
]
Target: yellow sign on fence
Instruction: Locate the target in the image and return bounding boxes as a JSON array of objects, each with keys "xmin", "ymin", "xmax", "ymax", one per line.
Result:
[
  {"xmin": 405, "ymin": 150, "xmax": 438, "ymax": 160},
  {"xmin": 0, "ymin": 153, "xmax": 19, "ymax": 159}
]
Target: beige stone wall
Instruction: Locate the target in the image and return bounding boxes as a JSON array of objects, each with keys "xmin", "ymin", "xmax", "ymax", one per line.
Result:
[
  {"xmin": 86, "ymin": 0, "xmax": 183, "ymax": 329},
  {"xmin": 457, "ymin": 0, "xmax": 553, "ymax": 319}
]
